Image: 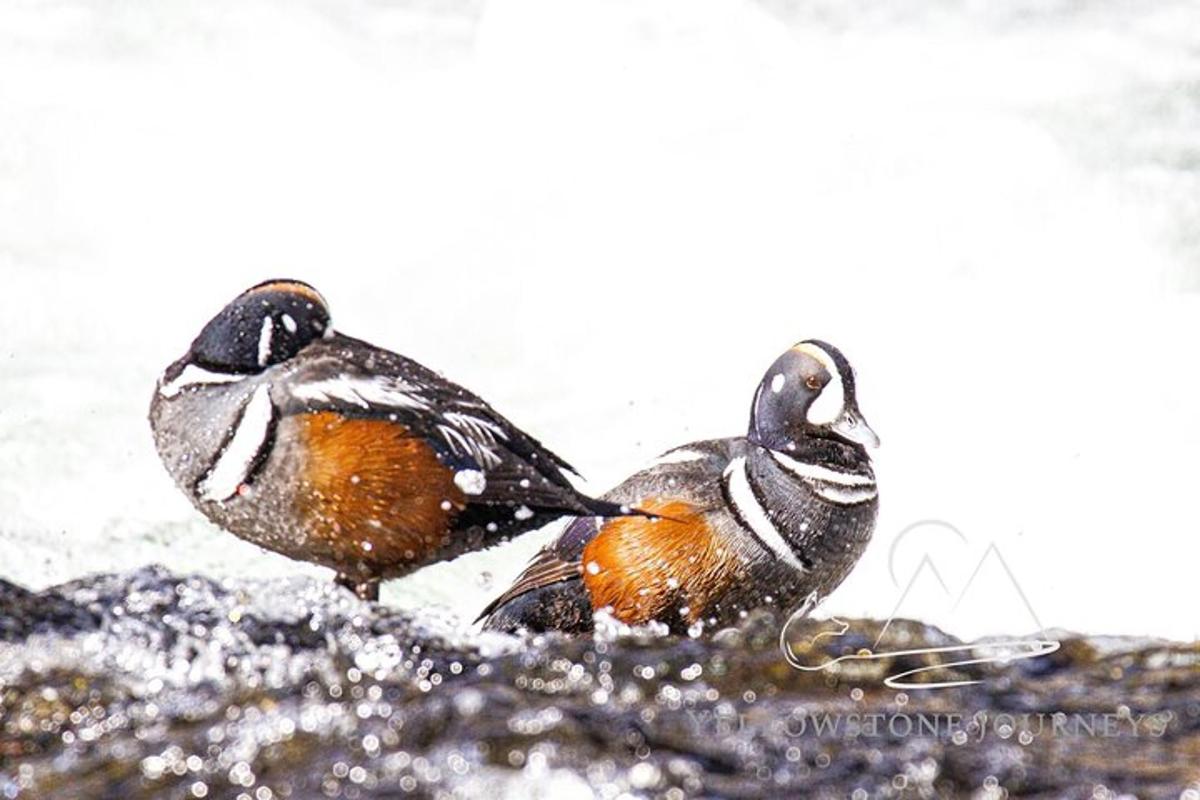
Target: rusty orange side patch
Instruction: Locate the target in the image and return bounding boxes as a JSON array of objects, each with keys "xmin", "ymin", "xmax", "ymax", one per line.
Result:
[
  {"xmin": 294, "ymin": 412, "xmax": 465, "ymax": 572},
  {"xmin": 581, "ymin": 497, "xmax": 742, "ymax": 627}
]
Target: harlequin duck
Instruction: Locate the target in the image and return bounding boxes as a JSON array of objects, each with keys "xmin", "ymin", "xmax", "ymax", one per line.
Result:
[
  {"xmin": 478, "ymin": 340, "xmax": 879, "ymax": 634},
  {"xmin": 149, "ymin": 279, "xmax": 636, "ymax": 600}
]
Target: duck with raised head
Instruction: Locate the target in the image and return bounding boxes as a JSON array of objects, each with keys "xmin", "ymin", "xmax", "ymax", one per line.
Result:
[{"xmin": 479, "ymin": 340, "xmax": 880, "ymax": 634}]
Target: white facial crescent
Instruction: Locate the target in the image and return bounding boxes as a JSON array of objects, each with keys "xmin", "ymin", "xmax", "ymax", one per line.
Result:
[{"xmin": 793, "ymin": 342, "xmax": 845, "ymax": 426}]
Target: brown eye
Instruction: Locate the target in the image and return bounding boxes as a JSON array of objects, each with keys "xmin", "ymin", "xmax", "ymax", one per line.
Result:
[{"xmin": 805, "ymin": 375, "xmax": 822, "ymax": 391}]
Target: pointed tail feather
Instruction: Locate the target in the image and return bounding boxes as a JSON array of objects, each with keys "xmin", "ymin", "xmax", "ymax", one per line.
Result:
[{"xmin": 577, "ymin": 495, "xmax": 657, "ymax": 520}]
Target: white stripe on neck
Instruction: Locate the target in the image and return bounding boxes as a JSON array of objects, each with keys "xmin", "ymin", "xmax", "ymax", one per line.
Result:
[
  {"xmin": 158, "ymin": 364, "xmax": 247, "ymax": 398},
  {"xmin": 723, "ymin": 456, "xmax": 806, "ymax": 572},
  {"xmin": 770, "ymin": 451, "xmax": 874, "ymax": 487},
  {"xmin": 199, "ymin": 383, "xmax": 274, "ymax": 502},
  {"xmin": 812, "ymin": 484, "xmax": 878, "ymax": 504}
]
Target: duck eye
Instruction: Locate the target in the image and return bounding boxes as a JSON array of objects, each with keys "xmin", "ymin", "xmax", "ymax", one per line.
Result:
[{"xmin": 805, "ymin": 375, "xmax": 822, "ymax": 391}]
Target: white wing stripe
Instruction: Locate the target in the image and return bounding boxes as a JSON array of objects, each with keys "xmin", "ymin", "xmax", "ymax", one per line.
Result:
[
  {"xmin": 290, "ymin": 376, "xmax": 430, "ymax": 411},
  {"xmin": 437, "ymin": 423, "xmax": 502, "ymax": 468},
  {"xmin": 289, "ymin": 377, "xmax": 509, "ymax": 469},
  {"xmin": 437, "ymin": 424, "xmax": 472, "ymax": 455},
  {"xmin": 442, "ymin": 412, "xmax": 508, "ymax": 443}
]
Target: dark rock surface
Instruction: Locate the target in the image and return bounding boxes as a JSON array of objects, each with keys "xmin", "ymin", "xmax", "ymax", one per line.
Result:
[{"xmin": 1, "ymin": 566, "xmax": 1197, "ymax": 799}]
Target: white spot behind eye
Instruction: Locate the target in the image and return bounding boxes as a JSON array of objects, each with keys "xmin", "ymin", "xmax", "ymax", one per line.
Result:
[
  {"xmin": 257, "ymin": 316, "xmax": 274, "ymax": 367},
  {"xmin": 771, "ymin": 373, "xmax": 786, "ymax": 394},
  {"xmin": 281, "ymin": 313, "xmax": 297, "ymax": 333}
]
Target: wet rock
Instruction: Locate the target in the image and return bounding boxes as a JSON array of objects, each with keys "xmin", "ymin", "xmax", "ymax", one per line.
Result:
[
  {"xmin": 0, "ymin": 579, "xmax": 99, "ymax": 642},
  {"xmin": 0, "ymin": 566, "xmax": 1197, "ymax": 798}
]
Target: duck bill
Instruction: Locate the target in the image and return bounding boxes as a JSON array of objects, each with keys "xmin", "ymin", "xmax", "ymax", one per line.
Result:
[{"xmin": 830, "ymin": 409, "xmax": 880, "ymax": 448}]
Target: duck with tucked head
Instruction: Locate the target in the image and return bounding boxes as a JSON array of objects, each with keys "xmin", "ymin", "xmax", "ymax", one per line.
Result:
[
  {"xmin": 149, "ymin": 279, "xmax": 635, "ymax": 600},
  {"xmin": 479, "ymin": 340, "xmax": 879, "ymax": 634}
]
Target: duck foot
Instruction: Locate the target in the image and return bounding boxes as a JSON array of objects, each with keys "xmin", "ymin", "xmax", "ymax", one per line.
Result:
[{"xmin": 336, "ymin": 574, "xmax": 380, "ymax": 602}]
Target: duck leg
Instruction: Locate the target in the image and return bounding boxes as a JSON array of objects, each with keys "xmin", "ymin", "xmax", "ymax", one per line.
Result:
[{"xmin": 336, "ymin": 574, "xmax": 380, "ymax": 602}]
